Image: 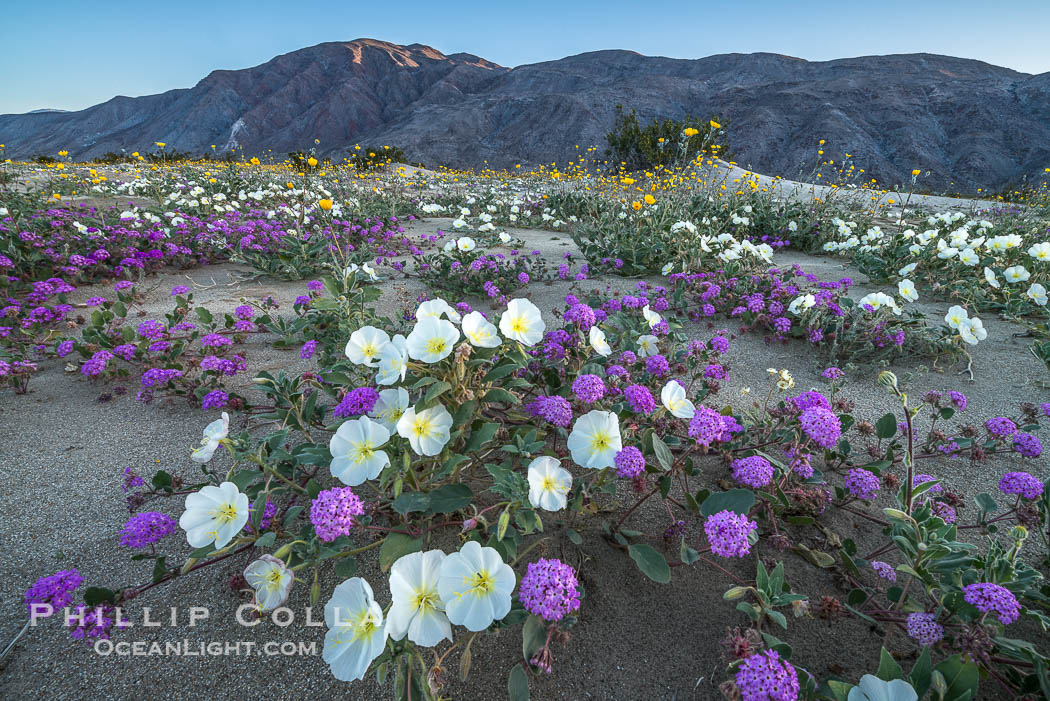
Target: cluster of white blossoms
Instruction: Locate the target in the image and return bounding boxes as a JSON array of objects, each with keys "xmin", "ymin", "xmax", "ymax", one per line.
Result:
[
  {"xmin": 944, "ymin": 305, "xmax": 988, "ymax": 346},
  {"xmin": 660, "ymin": 220, "xmax": 774, "ymax": 275},
  {"xmin": 317, "ymin": 542, "xmax": 516, "ymax": 681}
]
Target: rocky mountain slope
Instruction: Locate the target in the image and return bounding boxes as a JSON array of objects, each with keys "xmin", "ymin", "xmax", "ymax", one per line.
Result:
[{"xmin": 2, "ymin": 38, "xmax": 1048, "ymax": 190}]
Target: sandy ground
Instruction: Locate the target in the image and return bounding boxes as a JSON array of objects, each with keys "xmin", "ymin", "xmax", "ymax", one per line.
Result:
[{"xmin": 1, "ymin": 216, "xmax": 1046, "ymax": 700}]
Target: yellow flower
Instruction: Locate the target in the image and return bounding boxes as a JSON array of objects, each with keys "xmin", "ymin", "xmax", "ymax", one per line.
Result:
[
  {"xmin": 631, "ymin": 201, "xmax": 643, "ymax": 211},
  {"xmin": 709, "ymin": 120, "xmax": 722, "ymax": 129},
  {"xmin": 250, "ymin": 157, "xmax": 260, "ymax": 166},
  {"xmin": 307, "ymin": 157, "xmax": 318, "ymax": 167},
  {"xmin": 52, "ymin": 193, "xmax": 61, "ymax": 200},
  {"xmin": 155, "ymin": 142, "xmax": 166, "ymax": 148},
  {"xmin": 132, "ymin": 152, "xmax": 139, "ymax": 157},
  {"xmin": 644, "ymin": 194, "xmax": 656, "ymax": 205},
  {"xmin": 286, "ymin": 182, "xmax": 294, "ymax": 189},
  {"xmin": 912, "ymin": 169, "xmax": 921, "ymax": 176},
  {"xmin": 58, "ymin": 150, "xmax": 68, "ymax": 157},
  {"xmin": 683, "ymin": 127, "xmax": 699, "ymax": 137},
  {"xmin": 318, "ymin": 199, "xmax": 333, "ymax": 211}
]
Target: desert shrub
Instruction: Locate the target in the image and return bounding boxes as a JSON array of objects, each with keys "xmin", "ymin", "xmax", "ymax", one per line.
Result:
[{"xmin": 604, "ymin": 105, "xmax": 731, "ymax": 171}]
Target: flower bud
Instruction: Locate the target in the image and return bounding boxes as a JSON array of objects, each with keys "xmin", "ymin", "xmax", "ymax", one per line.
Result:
[
  {"xmin": 1010, "ymin": 525, "xmax": 1028, "ymax": 542},
  {"xmin": 877, "ymin": 370, "xmax": 899, "ymax": 392},
  {"xmin": 180, "ymin": 557, "xmax": 199, "ymax": 575}
]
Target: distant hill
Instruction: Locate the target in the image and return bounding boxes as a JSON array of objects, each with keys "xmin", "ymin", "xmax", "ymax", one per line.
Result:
[{"xmin": 2, "ymin": 38, "xmax": 1048, "ymax": 190}]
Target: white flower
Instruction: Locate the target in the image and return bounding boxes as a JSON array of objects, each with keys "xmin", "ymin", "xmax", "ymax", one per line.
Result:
[
  {"xmin": 858, "ymin": 292, "xmax": 901, "ymax": 315},
  {"xmin": 527, "ymin": 456, "xmax": 572, "ymax": 511},
  {"xmin": 588, "ymin": 326, "xmax": 611, "ymax": 357},
  {"xmin": 944, "ymin": 305, "xmax": 969, "ymax": 329},
  {"xmin": 661, "ymin": 380, "xmax": 695, "ymax": 419},
  {"xmin": 330, "ymin": 416, "xmax": 391, "ymax": 486},
  {"xmin": 958, "ymin": 316, "xmax": 987, "ymax": 346},
  {"xmin": 499, "ymin": 232, "xmax": 511, "ymax": 243},
  {"xmin": 397, "ymin": 405, "xmax": 453, "ymax": 456},
  {"xmin": 984, "ymin": 267, "xmax": 1000, "ymax": 289},
  {"xmin": 787, "ymin": 220, "xmax": 798, "ymax": 232},
  {"xmin": 661, "ymin": 262, "xmax": 675, "ymax": 275},
  {"xmin": 847, "ymin": 675, "xmax": 918, "ymax": 701},
  {"xmin": 345, "ymin": 326, "xmax": 390, "ymax": 367},
  {"xmin": 567, "ymin": 410, "xmax": 622, "ymax": 469},
  {"xmin": 437, "ymin": 541, "xmax": 515, "ymax": 632},
  {"xmin": 462, "ymin": 311, "xmax": 501, "ymax": 348},
  {"xmin": 179, "ymin": 481, "xmax": 249, "ymax": 549},
  {"xmin": 243, "ymin": 555, "xmax": 294, "ymax": 612},
  {"xmin": 642, "ymin": 304, "xmax": 662, "ymax": 329},
  {"xmin": 957, "ymin": 248, "xmax": 979, "ymax": 266},
  {"xmin": 1004, "ymin": 265, "xmax": 1030, "ymax": 283},
  {"xmin": 898, "ymin": 262, "xmax": 918, "ymax": 276},
  {"xmin": 788, "ymin": 294, "xmax": 816, "ymax": 315},
  {"xmin": 369, "ymin": 388, "xmax": 410, "ymax": 432},
  {"xmin": 387, "ymin": 551, "xmax": 452, "ymax": 647},
  {"xmin": 191, "ymin": 411, "xmax": 229, "ymax": 463},
  {"xmin": 407, "ymin": 316, "xmax": 460, "ymax": 363},
  {"xmin": 636, "ymin": 334, "xmax": 659, "ymax": 357},
  {"xmin": 1028, "ymin": 242, "xmax": 1050, "ymax": 261},
  {"xmin": 416, "ymin": 298, "xmax": 462, "ymax": 324},
  {"xmin": 375, "ymin": 334, "xmax": 408, "ymax": 385},
  {"xmin": 499, "ymin": 298, "xmax": 545, "ymax": 346},
  {"xmin": 897, "ymin": 279, "xmax": 918, "ymax": 303},
  {"xmin": 457, "ymin": 237, "xmax": 476, "ymax": 252},
  {"xmin": 1027, "ymin": 283, "xmax": 1048, "ymax": 306},
  {"xmin": 323, "ymin": 578, "xmax": 387, "ymax": 681}
]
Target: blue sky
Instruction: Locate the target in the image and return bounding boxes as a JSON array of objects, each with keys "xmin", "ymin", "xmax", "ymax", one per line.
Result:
[{"xmin": 3, "ymin": 0, "xmax": 1049, "ymax": 113}]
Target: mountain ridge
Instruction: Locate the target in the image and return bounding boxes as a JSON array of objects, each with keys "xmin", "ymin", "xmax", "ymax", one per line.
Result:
[{"xmin": 2, "ymin": 38, "xmax": 1048, "ymax": 189}]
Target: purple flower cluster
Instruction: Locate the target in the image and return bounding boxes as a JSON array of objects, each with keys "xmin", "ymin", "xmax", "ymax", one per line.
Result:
[
  {"xmin": 519, "ymin": 558, "xmax": 581, "ymax": 622},
  {"xmin": 140, "ymin": 367, "xmax": 182, "ymax": 388},
  {"xmin": 962, "ymin": 582, "xmax": 1020, "ymax": 625},
  {"xmin": 735, "ymin": 650, "xmax": 800, "ymax": 701},
  {"xmin": 644, "ymin": 354, "xmax": 670, "ymax": 377},
  {"xmin": 704, "ymin": 510, "xmax": 757, "ymax": 557},
  {"xmin": 906, "ymin": 612, "xmax": 944, "ymax": 646},
  {"xmin": 688, "ymin": 406, "xmax": 741, "ymax": 448},
  {"xmin": 300, "ymin": 340, "xmax": 317, "ymax": 360},
  {"xmin": 732, "ymin": 456, "xmax": 775, "ymax": 488},
  {"xmin": 614, "ymin": 446, "xmax": 645, "ymax": 479},
  {"xmin": 200, "ymin": 333, "xmax": 232, "ymax": 348},
  {"xmin": 999, "ymin": 471, "xmax": 1044, "ymax": 500},
  {"xmin": 526, "ymin": 395, "xmax": 573, "ymax": 428},
  {"xmin": 334, "ymin": 387, "xmax": 379, "ymax": 417},
  {"xmin": 119, "ymin": 511, "xmax": 178, "ymax": 548},
  {"xmin": 949, "ymin": 391, "xmax": 967, "ymax": 410},
  {"xmin": 201, "ymin": 389, "xmax": 229, "ymax": 410},
  {"xmin": 798, "ymin": 407, "xmax": 841, "ymax": 449},
  {"xmin": 310, "ymin": 486, "xmax": 365, "ymax": 542},
  {"xmin": 985, "ymin": 416, "xmax": 1018, "ymax": 439},
  {"xmin": 845, "ymin": 468, "xmax": 880, "ymax": 501},
  {"xmin": 563, "ymin": 303, "xmax": 596, "ymax": 330},
  {"xmin": 1012, "ymin": 432, "xmax": 1042, "ymax": 458},
  {"xmin": 623, "ymin": 384, "xmax": 655, "ymax": 414},
  {"xmin": 24, "ymin": 569, "xmax": 84, "ymax": 615},
  {"xmin": 571, "ymin": 374, "xmax": 605, "ymax": 403},
  {"xmin": 872, "ymin": 561, "xmax": 896, "ymax": 582},
  {"xmin": 789, "ymin": 391, "xmax": 831, "ymax": 413}
]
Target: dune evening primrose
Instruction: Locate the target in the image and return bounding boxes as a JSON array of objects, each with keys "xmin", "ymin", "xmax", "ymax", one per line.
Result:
[
  {"xmin": 588, "ymin": 325, "xmax": 612, "ymax": 356},
  {"xmin": 499, "ymin": 298, "xmax": 545, "ymax": 345},
  {"xmin": 190, "ymin": 411, "xmax": 229, "ymax": 463},
  {"xmin": 406, "ymin": 316, "xmax": 460, "ymax": 363},
  {"xmin": 661, "ymin": 380, "xmax": 696, "ymax": 419},
  {"xmin": 323, "ymin": 578, "xmax": 387, "ymax": 681},
  {"xmin": 636, "ymin": 334, "xmax": 659, "ymax": 357},
  {"xmin": 345, "ymin": 326, "xmax": 390, "ymax": 367},
  {"xmin": 527, "ymin": 456, "xmax": 573, "ymax": 510},
  {"xmin": 567, "ymin": 409, "xmax": 622, "ymax": 469},
  {"xmin": 329, "ymin": 416, "xmax": 391, "ymax": 486},
  {"xmin": 243, "ymin": 554, "xmax": 294, "ymax": 612},
  {"xmin": 368, "ymin": 387, "xmax": 410, "ymax": 432},
  {"xmin": 462, "ymin": 311, "xmax": 501, "ymax": 348},
  {"xmin": 437, "ymin": 541, "xmax": 515, "ymax": 631},
  {"xmin": 397, "ymin": 404, "xmax": 453, "ymax": 456},
  {"xmin": 416, "ymin": 298, "xmax": 462, "ymax": 323},
  {"xmin": 179, "ymin": 481, "xmax": 249, "ymax": 549},
  {"xmin": 387, "ymin": 550, "xmax": 452, "ymax": 647},
  {"xmin": 375, "ymin": 334, "xmax": 408, "ymax": 385}
]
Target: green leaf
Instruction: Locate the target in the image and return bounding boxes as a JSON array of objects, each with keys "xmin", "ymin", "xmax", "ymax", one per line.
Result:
[
  {"xmin": 255, "ymin": 532, "xmax": 276, "ymax": 548},
  {"xmin": 933, "ymin": 654, "xmax": 979, "ymax": 701},
  {"xmin": 875, "ymin": 413, "xmax": 898, "ymax": 439},
  {"xmin": 508, "ymin": 663, "xmax": 530, "ymax": 701},
  {"xmin": 700, "ymin": 488, "xmax": 756, "ymax": 516},
  {"xmin": 909, "ymin": 647, "xmax": 932, "ymax": 697},
  {"xmin": 877, "ymin": 647, "xmax": 904, "ymax": 681},
  {"xmin": 975, "ymin": 493, "xmax": 998, "ymax": 513},
  {"xmin": 628, "ymin": 543, "xmax": 670, "ymax": 584},
  {"xmin": 651, "ymin": 434, "xmax": 672, "ymax": 471},
  {"xmin": 484, "ymin": 387, "xmax": 519, "ymax": 405},
  {"xmin": 84, "ymin": 587, "xmax": 116, "ymax": 606},
  {"xmin": 465, "ymin": 423, "xmax": 500, "ymax": 451},
  {"xmin": 484, "ymin": 363, "xmax": 519, "ymax": 381},
  {"xmin": 522, "ymin": 615, "xmax": 546, "ymax": 660},
  {"xmin": 151, "ymin": 470, "xmax": 173, "ymax": 492},
  {"xmin": 566, "ymin": 528, "xmax": 583, "ymax": 545},
  {"xmin": 195, "ymin": 307, "xmax": 213, "ymax": 325},
  {"xmin": 151, "ymin": 557, "xmax": 169, "ymax": 583},
  {"xmin": 335, "ymin": 557, "xmax": 357, "ymax": 578},
  {"xmin": 379, "ymin": 533, "xmax": 422, "ymax": 572},
  {"xmin": 423, "ymin": 380, "xmax": 452, "ymax": 406},
  {"xmin": 428, "ymin": 484, "xmax": 474, "ymax": 514},
  {"xmin": 793, "ymin": 544, "xmax": 836, "ymax": 568},
  {"xmin": 392, "ymin": 491, "xmax": 431, "ymax": 516}
]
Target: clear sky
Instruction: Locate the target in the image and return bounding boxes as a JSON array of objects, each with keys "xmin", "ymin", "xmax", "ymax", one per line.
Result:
[{"xmin": 3, "ymin": 0, "xmax": 1049, "ymax": 114}]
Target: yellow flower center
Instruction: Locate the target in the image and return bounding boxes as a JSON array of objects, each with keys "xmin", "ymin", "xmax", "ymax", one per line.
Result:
[
  {"xmin": 413, "ymin": 416, "xmax": 432, "ymax": 438},
  {"xmin": 509, "ymin": 316, "xmax": 526, "ymax": 333},
  {"xmin": 469, "ymin": 569, "xmax": 495, "ymax": 595},
  {"xmin": 353, "ymin": 441, "xmax": 375, "ymax": 463},
  {"xmin": 213, "ymin": 502, "xmax": 238, "ymax": 524},
  {"xmin": 426, "ymin": 338, "xmax": 447, "ymax": 355},
  {"xmin": 589, "ymin": 430, "xmax": 611, "ymax": 454},
  {"xmin": 411, "ymin": 589, "xmax": 439, "ymax": 612}
]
